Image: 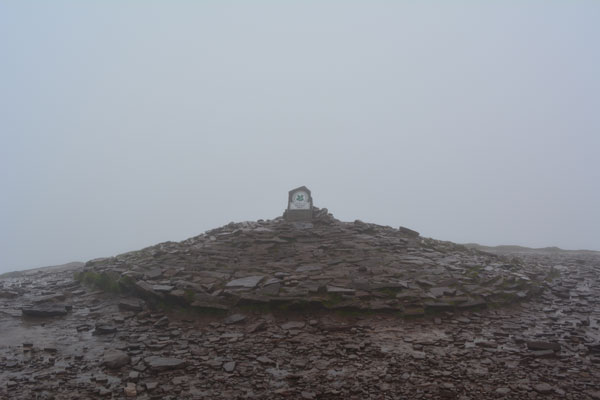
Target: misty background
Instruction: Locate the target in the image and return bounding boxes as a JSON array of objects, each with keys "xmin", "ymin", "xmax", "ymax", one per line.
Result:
[{"xmin": 1, "ymin": 2, "xmax": 599, "ymax": 273}]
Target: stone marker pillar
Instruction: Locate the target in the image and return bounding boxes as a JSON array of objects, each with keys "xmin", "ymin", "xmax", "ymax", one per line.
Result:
[{"xmin": 284, "ymin": 186, "xmax": 313, "ymax": 222}]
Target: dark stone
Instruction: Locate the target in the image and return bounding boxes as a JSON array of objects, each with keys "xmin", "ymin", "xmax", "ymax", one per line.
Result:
[
  {"xmin": 223, "ymin": 314, "xmax": 246, "ymax": 325},
  {"xmin": 424, "ymin": 302, "xmax": 455, "ymax": 312},
  {"xmin": 153, "ymin": 316, "xmax": 169, "ymax": 327},
  {"xmin": 94, "ymin": 324, "xmax": 117, "ymax": 335},
  {"xmin": 22, "ymin": 304, "xmax": 68, "ymax": 317},
  {"xmin": 144, "ymin": 356, "xmax": 187, "ymax": 371},
  {"xmin": 189, "ymin": 301, "xmax": 229, "ymax": 312},
  {"xmin": 399, "ymin": 226, "xmax": 420, "ymax": 237},
  {"xmin": 132, "ymin": 280, "xmax": 163, "ymax": 299},
  {"xmin": 246, "ymin": 320, "xmax": 267, "ymax": 333},
  {"xmin": 527, "ymin": 341, "xmax": 561, "ymax": 352},
  {"xmin": 457, "ymin": 298, "xmax": 487, "ymax": 309},
  {"xmin": 530, "ymin": 349, "xmax": 556, "ymax": 358},
  {"xmin": 32, "ymin": 293, "xmax": 65, "ymax": 303}
]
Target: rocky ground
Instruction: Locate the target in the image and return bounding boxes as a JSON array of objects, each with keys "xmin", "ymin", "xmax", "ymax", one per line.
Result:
[{"xmin": 1, "ymin": 211, "xmax": 599, "ymax": 399}]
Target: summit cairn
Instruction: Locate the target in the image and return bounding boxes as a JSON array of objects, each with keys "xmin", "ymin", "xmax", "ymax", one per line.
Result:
[
  {"xmin": 284, "ymin": 186, "xmax": 314, "ymax": 222},
  {"xmin": 74, "ymin": 195, "xmax": 554, "ymax": 316}
]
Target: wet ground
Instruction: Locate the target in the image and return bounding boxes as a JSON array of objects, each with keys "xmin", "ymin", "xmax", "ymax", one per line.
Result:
[{"xmin": 0, "ymin": 249, "xmax": 599, "ymax": 399}]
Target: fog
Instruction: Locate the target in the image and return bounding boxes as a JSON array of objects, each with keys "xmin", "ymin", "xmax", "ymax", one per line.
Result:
[{"xmin": 1, "ymin": 2, "xmax": 599, "ymax": 273}]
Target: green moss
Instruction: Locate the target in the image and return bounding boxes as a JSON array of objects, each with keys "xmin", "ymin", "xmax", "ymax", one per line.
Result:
[
  {"xmin": 322, "ymin": 293, "xmax": 344, "ymax": 308},
  {"xmin": 465, "ymin": 265, "xmax": 483, "ymax": 279},
  {"xmin": 402, "ymin": 307, "xmax": 426, "ymax": 318},
  {"xmin": 545, "ymin": 267, "xmax": 561, "ymax": 282},
  {"xmin": 238, "ymin": 298, "xmax": 326, "ymax": 315},
  {"xmin": 74, "ymin": 270, "xmax": 129, "ymax": 293},
  {"xmin": 375, "ymin": 287, "xmax": 403, "ymax": 297},
  {"xmin": 238, "ymin": 302, "xmax": 272, "ymax": 313},
  {"xmin": 489, "ymin": 291, "xmax": 523, "ymax": 305},
  {"xmin": 184, "ymin": 289, "xmax": 196, "ymax": 303}
]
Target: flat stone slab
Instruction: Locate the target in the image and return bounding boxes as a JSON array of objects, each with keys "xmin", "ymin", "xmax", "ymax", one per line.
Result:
[
  {"xmin": 31, "ymin": 293, "xmax": 65, "ymax": 303},
  {"xmin": 118, "ymin": 298, "xmax": 144, "ymax": 312},
  {"xmin": 424, "ymin": 302, "xmax": 455, "ymax": 312},
  {"xmin": 190, "ymin": 301, "xmax": 229, "ymax": 311},
  {"xmin": 132, "ymin": 280, "xmax": 161, "ymax": 298},
  {"xmin": 429, "ymin": 287, "xmax": 455, "ymax": 297},
  {"xmin": 259, "ymin": 283, "xmax": 280, "ymax": 296},
  {"xmin": 263, "ymin": 278, "xmax": 281, "ymax": 286},
  {"xmin": 102, "ymin": 350, "xmax": 130, "ymax": 369},
  {"xmin": 151, "ymin": 285, "xmax": 174, "ymax": 292},
  {"xmin": 296, "ymin": 265, "xmax": 322, "ymax": 273},
  {"xmin": 1, "ymin": 309, "xmax": 22, "ymax": 317},
  {"xmin": 225, "ymin": 276, "xmax": 264, "ymax": 289},
  {"xmin": 94, "ymin": 324, "xmax": 117, "ymax": 335},
  {"xmin": 145, "ymin": 268, "xmax": 163, "ymax": 279},
  {"xmin": 457, "ymin": 298, "xmax": 487, "ymax": 309},
  {"xmin": 527, "ymin": 341, "xmax": 561, "ymax": 352},
  {"xmin": 0, "ymin": 290, "xmax": 19, "ymax": 299},
  {"xmin": 144, "ymin": 356, "xmax": 187, "ymax": 371},
  {"xmin": 22, "ymin": 304, "xmax": 68, "ymax": 317},
  {"xmin": 326, "ymin": 286, "xmax": 355, "ymax": 294},
  {"xmin": 281, "ymin": 321, "xmax": 306, "ymax": 330},
  {"xmin": 223, "ymin": 314, "xmax": 246, "ymax": 325}
]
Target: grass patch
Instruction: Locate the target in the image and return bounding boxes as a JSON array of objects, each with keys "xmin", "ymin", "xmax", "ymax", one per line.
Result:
[
  {"xmin": 74, "ymin": 270, "xmax": 131, "ymax": 293},
  {"xmin": 184, "ymin": 289, "xmax": 196, "ymax": 303},
  {"xmin": 374, "ymin": 287, "xmax": 404, "ymax": 297},
  {"xmin": 465, "ymin": 265, "xmax": 484, "ymax": 280},
  {"xmin": 322, "ymin": 293, "xmax": 344, "ymax": 308},
  {"xmin": 545, "ymin": 267, "xmax": 561, "ymax": 282}
]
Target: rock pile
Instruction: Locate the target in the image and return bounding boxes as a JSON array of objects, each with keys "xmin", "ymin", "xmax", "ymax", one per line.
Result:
[{"xmin": 80, "ymin": 208, "xmax": 550, "ymax": 315}]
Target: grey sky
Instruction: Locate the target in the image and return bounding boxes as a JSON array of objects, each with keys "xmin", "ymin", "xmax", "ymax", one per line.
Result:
[{"xmin": 1, "ymin": 2, "xmax": 599, "ymax": 272}]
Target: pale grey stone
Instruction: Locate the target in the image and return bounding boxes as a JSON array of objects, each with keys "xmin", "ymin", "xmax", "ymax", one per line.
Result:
[
  {"xmin": 102, "ymin": 350, "xmax": 130, "ymax": 369},
  {"xmin": 144, "ymin": 356, "xmax": 187, "ymax": 371},
  {"xmin": 296, "ymin": 265, "xmax": 322, "ymax": 273},
  {"xmin": 223, "ymin": 314, "xmax": 246, "ymax": 325},
  {"xmin": 225, "ymin": 276, "xmax": 264, "ymax": 288},
  {"xmin": 281, "ymin": 321, "xmax": 305, "ymax": 330},
  {"xmin": 223, "ymin": 361, "xmax": 236, "ymax": 372},
  {"xmin": 326, "ymin": 286, "xmax": 355, "ymax": 294}
]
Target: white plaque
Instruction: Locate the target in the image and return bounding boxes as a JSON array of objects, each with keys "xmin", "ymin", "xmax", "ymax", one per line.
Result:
[{"xmin": 289, "ymin": 190, "xmax": 310, "ymax": 210}]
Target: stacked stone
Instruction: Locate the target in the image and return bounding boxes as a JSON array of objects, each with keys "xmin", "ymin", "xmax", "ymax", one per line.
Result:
[{"xmin": 81, "ymin": 208, "xmax": 549, "ymax": 314}]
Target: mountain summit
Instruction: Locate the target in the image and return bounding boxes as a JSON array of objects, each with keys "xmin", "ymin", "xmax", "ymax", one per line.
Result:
[{"xmin": 80, "ymin": 205, "xmax": 549, "ymax": 315}]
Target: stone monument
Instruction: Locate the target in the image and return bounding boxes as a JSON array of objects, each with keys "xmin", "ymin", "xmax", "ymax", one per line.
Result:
[{"xmin": 284, "ymin": 186, "xmax": 313, "ymax": 222}]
